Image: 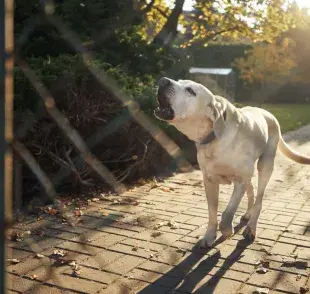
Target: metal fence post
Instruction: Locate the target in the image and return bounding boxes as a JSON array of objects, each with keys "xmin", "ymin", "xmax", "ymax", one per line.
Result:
[{"xmin": 0, "ymin": 0, "xmax": 14, "ymax": 292}]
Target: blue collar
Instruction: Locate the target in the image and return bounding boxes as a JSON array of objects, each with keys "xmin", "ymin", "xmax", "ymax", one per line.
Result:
[{"xmin": 200, "ymin": 110, "xmax": 227, "ymax": 145}]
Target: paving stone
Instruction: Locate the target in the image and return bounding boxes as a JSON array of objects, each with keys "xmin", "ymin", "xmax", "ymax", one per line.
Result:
[
  {"xmin": 104, "ymin": 255, "xmax": 145, "ymax": 275},
  {"xmin": 185, "ymin": 216, "xmax": 207, "ymax": 226},
  {"xmin": 88, "ymin": 233, "xmax": 127, "ymax": 249},
  {"xmin": 80, "ymin": 250, "xmax": 123, "ymax": 269},
  {"xmin": 270, "ymin": 242, "xmax": 296, "ymax": 256},
  {"xmin": 7, "ymin": 273, "xmax": 40, "ymax": 292}
]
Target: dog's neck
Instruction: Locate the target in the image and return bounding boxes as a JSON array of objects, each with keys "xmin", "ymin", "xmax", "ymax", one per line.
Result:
[{"xmin": 170, "ymin": 115, "xmax": 215, "ymax": 143}]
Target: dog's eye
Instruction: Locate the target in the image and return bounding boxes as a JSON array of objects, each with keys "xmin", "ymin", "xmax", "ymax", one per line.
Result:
[{"xmin": 185, "ymin": 87, "xmax": 196, "ymax": 96}]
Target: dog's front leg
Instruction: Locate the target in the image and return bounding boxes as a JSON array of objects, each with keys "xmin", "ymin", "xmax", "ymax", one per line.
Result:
[
  {"xmin": 201, "ymin": 176, "xmax": 219, "ymax": 248},
  {"xmin": 219, "ymin": 182, "xmax": 247, "ymax": 238}
]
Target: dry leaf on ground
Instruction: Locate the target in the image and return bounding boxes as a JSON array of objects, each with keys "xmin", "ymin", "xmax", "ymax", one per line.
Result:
[
  {"xmin": 151, "ymin": 231, "xmax": 162, "ymax": 238},
  {"xmin": 254, "ymin": 287, "xmax": 269, "ymax": 294},
  {"xmin": 256, "ymin": 267, "xmax": 269, "ymax": 274},
  {"xmin": 168, "ymin": 220, "xmax": 180, "ymax": 229},
  {"xmin": 7, "ymin": 258, "xmax": 20, "ymax": 264}
]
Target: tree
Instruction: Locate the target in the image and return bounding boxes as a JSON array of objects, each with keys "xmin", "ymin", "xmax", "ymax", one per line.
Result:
[
  {"xmin": 137, "ymin": 0, "xmax": 300, "ymax": 47},
  {"xmin": 233, "ymin": 3, "xmax": 310, "ymax": 87},
  {"xmin": 233, "ymin": 38, "xmax": 297, "ymax": 86}
]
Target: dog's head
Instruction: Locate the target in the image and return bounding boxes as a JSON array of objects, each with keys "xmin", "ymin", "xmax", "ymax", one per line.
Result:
[{"xmin": 154, "ymin": 77, "xmax": 227, "ymax": 139}]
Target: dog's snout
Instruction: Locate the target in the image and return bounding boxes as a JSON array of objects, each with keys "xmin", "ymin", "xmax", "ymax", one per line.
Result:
[{"xmin": 158, "ymin": 77, "xmax": 171, "ymax": 88}]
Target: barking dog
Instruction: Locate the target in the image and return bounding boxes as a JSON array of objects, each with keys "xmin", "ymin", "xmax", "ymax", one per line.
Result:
[{"xmin": 154, "ymin": 77, "xmax": 310, "ymax": 248}]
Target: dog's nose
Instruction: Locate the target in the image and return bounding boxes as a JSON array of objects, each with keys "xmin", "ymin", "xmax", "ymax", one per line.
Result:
[{"xmin": 158, "ymin": 77, "xmax": 171, "ymax": 87}]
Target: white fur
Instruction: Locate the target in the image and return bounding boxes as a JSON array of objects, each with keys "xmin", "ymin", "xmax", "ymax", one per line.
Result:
[{"xmin": 156, "ymin": 78, "xmax": 310, "ymax": 247}]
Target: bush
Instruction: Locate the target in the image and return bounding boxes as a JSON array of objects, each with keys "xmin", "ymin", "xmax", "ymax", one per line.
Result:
[{"xmin": 16, "ymin": 54, "xmax": 183, "ymax": 199}]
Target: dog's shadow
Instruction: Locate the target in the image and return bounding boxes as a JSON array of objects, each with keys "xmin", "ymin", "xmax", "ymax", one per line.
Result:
[{"xmin": 138, "ymin": 220, "xmax": 251, "ymax": 294}]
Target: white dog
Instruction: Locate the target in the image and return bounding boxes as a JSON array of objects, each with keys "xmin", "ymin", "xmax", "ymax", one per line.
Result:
[{"xmin": 154, "ymin": 77, "xmax": 310, "ymax": 247}]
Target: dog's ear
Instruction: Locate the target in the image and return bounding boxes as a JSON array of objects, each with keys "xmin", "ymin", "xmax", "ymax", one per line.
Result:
[{"xmin": 212, "ymin": 98, "xmax": 226, "ymax": 139}]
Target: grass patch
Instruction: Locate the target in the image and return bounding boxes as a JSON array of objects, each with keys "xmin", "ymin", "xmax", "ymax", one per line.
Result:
[{"xmin": 235, "ymin": 103, "xmax": 310, "ymax": 133}]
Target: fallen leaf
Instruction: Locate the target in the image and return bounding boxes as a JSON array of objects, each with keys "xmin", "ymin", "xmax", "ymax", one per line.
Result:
[
  {"xmin": 7, "ymin": 258, "xmax": 20, "ymax": 264},
  {"xmin": 30, "ymin": 274, "xmax": 38, "ymax": 280},
  {"xmin": 296, "ymin": 274, "xmax": 302, "ymax": 281},
  {"xmin": 74, "ymin": 209, "xmax": 83, "ymax": 217},
  {"xmin": 160, "ymin": 187, "xmax": 171, "ymax": 192},
  {"xmin": 45, "ymin": 206, "xmax": 58, "ymax": 215},
  {"xmin": 254, "ymin": 287, "xmax": 269, "ymax": 294},
  {"xmin": 92, "ymin": 198, "xmax": 100, "ymax": 202},
  {"xmin": 289, "ymin": 252, "xmax": 298, "ymax": 258},
  {"xmin": 261, "ymin": 260, "xmax": 270, "ymax": 268},
  {"xmin": 151, "ymin": 231, "xmax": 162, "ymax": 238},
  {"xmin": 154, "ymin": 221, "xmax": 168, "ymax": 230},
  {"xmin": 132, "ymin": 245, "xmax": 139, "ymax": 251},
  {"xmin": 53, "ymin": 249, "xmax": 65, "ymax": 257},
  {"xmin": 260, "ymin": 248, "xmax": 271, "ymax": 255},
  {"xmin": 72, "ymin": 263, "xmax": 80, "ymax": 271},
  {"xmin": 35, "ymin": 254, "xmax": 45, "ymax": 259},
  {"xmin": 254, "ymin": 260, "xmax": 261, "ymax": 266},
  {"xmin": 168, "ymin": 220, "xmax": 180, "ymax": 229},
  {"xmin": 256, "ymin": 267, "xmax": 268, "ymax": 274},
  {"xmin": 176, "ymin": 248, "xmax": 187, "ymax": 255},
  {"xmin": 71, "ymin": 270, "xmax": 81, "ymax": 277}
]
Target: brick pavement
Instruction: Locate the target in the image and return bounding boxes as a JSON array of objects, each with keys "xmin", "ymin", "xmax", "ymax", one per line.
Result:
[{"xmin": 6, "ymin": 129, "xmax": 310, "ymax": 294}]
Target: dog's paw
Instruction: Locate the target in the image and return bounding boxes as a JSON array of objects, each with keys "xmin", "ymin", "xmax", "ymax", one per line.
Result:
[
  {"xmin": 199, "ymin": 236, "xmax": 215, "ymax": 248},
  {"xmin": 199, "ymin": 230, "xmax": 217, "ymax": 248},
  {"xmin": 242, "ymin": 226, "xmax": 256, "ymax": 242},
  {"xmin": 219, "ymin": 223, "xmax": 234, "ymax": 238},
  {"xmin": 241, "ymin": 212, "xmax": 251, "ymax": 222}
]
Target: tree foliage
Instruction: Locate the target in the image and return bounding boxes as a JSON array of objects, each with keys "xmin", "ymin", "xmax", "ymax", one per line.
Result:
[
  {"xmin": 233, "ymin": 38, "xmax": 297, "ymax": 85},
  {"xmin": 136, "ymin": 0, "xmax": 300, "ymax": 47},
  {"xmin": 233, "ymin": 5, "xmax": 310, "ymax": 87}
]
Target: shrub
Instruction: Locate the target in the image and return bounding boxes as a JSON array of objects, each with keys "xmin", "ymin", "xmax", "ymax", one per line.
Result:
[{"xmin": 16, "ymin": 54, "xmax": 183, "ymax": 199}]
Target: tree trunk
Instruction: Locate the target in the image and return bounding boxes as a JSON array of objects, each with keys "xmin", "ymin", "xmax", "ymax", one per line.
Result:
[{"xmin": 153, "ymin": 0, "xmax": 185, "ymax": 47}]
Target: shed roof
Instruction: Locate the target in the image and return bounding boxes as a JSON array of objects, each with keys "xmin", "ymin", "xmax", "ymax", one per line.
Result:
[{"xmin": 189, "ymin": 67, "xmax": 233, "ymax": 75}]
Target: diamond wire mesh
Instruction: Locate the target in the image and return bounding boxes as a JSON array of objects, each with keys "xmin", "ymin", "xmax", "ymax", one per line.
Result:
[{"xmin": 3, "ymin": 1, "xmax": 196, "ymax": 292}]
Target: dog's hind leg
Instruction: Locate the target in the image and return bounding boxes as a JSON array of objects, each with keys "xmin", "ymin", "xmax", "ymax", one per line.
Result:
[
  {"xmin": 243, "ymin": 141, "xmax": 277, "ymax": 241},
  {"xmin": 241, "ymin": 181, "xmax": 255, "ymax": 222}
]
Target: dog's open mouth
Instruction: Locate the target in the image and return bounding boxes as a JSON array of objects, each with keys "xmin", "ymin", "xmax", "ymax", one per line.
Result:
[
  {"xmin": 154, "ymin": 106, "xmax": 174, "ymax": 121},
  {"xmin": 154, "ymin": 92, "xmax": 175, "ymax": 121}
]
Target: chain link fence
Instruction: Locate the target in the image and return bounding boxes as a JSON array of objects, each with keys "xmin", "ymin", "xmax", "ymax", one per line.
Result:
[{"xmin": 1, "ymin": 1, "xmax": 198, "ymax": 292}]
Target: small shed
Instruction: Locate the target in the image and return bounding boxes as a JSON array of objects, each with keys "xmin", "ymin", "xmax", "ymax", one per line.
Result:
[{"xmin": 189, "ymin": 67, "xmax": 236, "ymax": 101}]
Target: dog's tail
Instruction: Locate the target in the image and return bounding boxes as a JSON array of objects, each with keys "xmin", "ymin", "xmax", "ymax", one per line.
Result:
[{"xmin": 278, "ymin": 135, "xmax": 310, "ymax": 164}]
